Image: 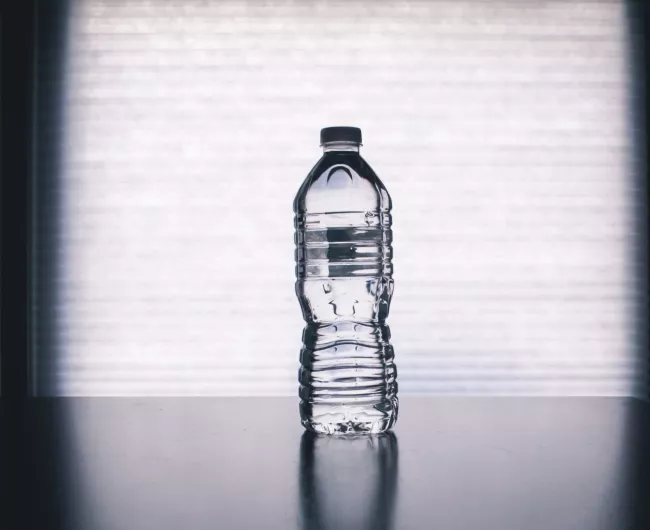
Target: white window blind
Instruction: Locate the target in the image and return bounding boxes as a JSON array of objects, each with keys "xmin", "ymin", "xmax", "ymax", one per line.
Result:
[{"xmin": 33, "ymin": 0, "xmax": 645, "ymax": 396}]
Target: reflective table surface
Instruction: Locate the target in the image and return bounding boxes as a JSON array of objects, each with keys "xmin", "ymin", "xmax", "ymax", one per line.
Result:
[{"xmin": 5, "ymin": 397, "xmax": 650, "ymax": 529}]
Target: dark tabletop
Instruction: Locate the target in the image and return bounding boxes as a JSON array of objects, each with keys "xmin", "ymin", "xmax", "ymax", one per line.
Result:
[{"xmin": 4, "ymin": 397, "xmax": 650, "ymax": 530}]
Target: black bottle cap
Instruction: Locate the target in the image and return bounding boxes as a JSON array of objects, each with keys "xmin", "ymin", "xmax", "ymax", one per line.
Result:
[{"xmin": 320, "ymin": 126, "xmax": 362, "ymax": 146}]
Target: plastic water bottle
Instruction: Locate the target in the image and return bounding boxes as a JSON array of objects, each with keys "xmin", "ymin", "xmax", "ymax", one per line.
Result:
[{"xmin": 294, "ymin": 127, "xmax": 398, "ymax": 434}]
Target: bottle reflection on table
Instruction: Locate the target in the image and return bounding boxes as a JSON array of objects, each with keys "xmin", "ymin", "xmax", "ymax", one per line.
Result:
[{"xmin": 299, "ymin": 431, "xmax": 399, "ymax": 530}]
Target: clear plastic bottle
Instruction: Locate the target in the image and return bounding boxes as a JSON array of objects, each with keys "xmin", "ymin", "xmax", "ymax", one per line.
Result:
[{"xmin": 294, "ymin": 126, "xmax": 398, "ymax": 435}]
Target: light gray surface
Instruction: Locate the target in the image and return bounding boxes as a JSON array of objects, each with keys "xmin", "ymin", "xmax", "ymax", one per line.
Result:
[
  {"xmin": 12, "ymin": 397, "xmax": 650, "ymax": 529},
  {"xmin": 34, "ymin": 0, "xmax": 644, "ymax": 395}
]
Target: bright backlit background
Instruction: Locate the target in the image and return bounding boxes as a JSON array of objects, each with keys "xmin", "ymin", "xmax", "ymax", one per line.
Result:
[{"xmin": 33, "ymin": 0, "xmax": 646, "ymax": 396}]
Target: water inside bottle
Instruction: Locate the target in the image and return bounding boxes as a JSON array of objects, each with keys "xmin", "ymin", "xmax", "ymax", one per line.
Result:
[{"xmin": 294, "ymin": 128, "xmax": 398, "ymax": 434}]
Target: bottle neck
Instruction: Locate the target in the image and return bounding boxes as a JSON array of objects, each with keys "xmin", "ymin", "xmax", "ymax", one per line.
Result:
[{"xmin": 322, "ymin": 141, "xmax": 360, "ymax": 153}]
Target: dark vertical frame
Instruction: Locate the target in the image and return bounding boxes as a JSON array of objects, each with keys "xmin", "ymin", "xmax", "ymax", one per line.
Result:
[
  {"xmin": 626, "ymin": 0, "xmax": 649, "ymax": 401},
  {"xmin": 1, "ymin": 0, "xmax": 36, "ymax": 398},
  {"xmin": 31, "ymin": 0, "xmax": 69, "ymax": 396},
  {"xmin": 2, "ymin": 0, "xmax": 69, "ymax": 397}
]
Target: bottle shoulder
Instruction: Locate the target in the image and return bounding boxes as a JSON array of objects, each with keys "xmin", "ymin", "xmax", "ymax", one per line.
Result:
[{"xmin": 294, "ymin": 153, "xmax": 392, "ymax": 215}]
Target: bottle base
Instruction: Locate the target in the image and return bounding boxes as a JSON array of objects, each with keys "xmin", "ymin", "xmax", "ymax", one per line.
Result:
[{"xmin": 300, "ymin": 398, "xmax": 398, "ymax": 435}]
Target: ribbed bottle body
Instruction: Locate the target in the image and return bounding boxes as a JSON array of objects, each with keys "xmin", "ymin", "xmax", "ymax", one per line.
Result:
[{"xmin": 294, "ymin": 147, "xmax": 397, "ymax": 435}]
